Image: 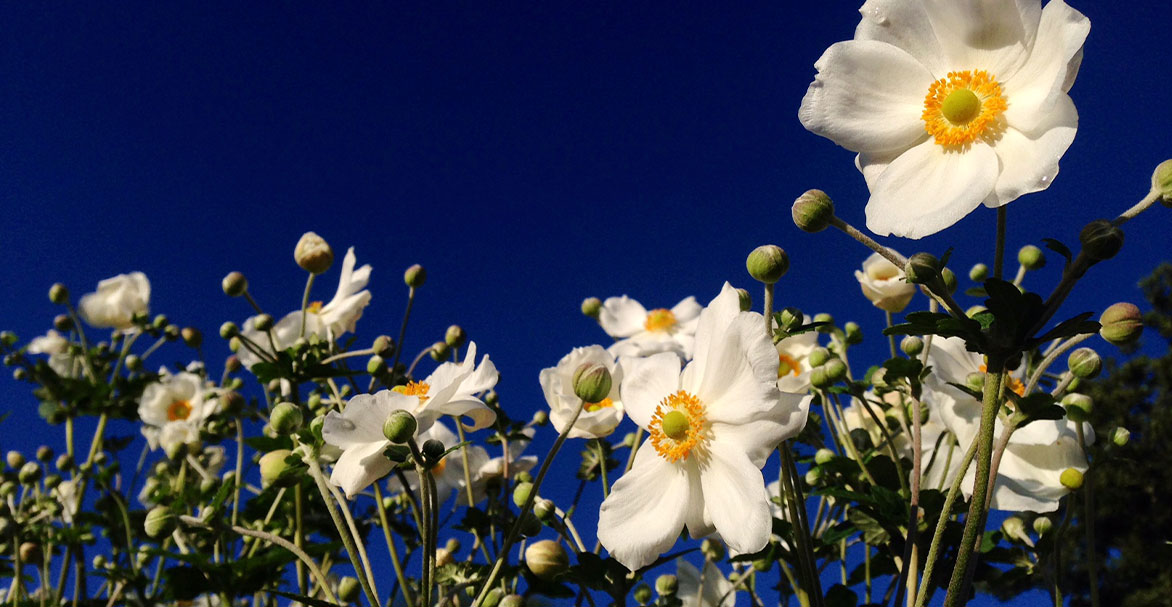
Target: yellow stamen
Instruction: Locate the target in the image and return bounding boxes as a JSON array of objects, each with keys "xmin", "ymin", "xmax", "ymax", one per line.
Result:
[
  {"xmin": 979, "ymin": 364, "xmax": 1026, "ymax": 397},
  {"xmin": 167, "ymin": 400, "xmax": 192, "ymax": 421},
  {"xmin": 393, "ymin": 380, "xmax": 432, "ymax": 403},
  {"xmin": 644, "ymin": 308, "xmax": 677, "ymax": 333},
  {"xmin": 307, "ymin": 301, "xmax": 323, "ymax": 314},
  {"xmin": 584, "ymin": 397, "xmax": 615, "ymax": 413},
  {"xmin": 430, "ymin": 457, "xmax": 448, "ymax": 477},
  {"xmin": 778, "ymin": 352, "xmax": 801, "ymax": 378},
  {"xmin": 922, "ymin": 70, "xmax": 1007, "ymax": 147},
  {"xmin": 648, "ymin": 390, "xmax": 708, "ymax": 463}
]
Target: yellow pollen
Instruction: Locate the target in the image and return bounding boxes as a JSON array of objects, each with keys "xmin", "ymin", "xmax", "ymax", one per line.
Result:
[
  {"xmin": 307, "ymin": 301, "xmax": 323, "ymax": 314},
  {"xmin": 922, "ymin": 70, "xmax": 1007, "ymax": 146},
  {"xmin": 584, "ymin": 397, "xmax": 615, "ymax": 413},
  {"xmin": 430, "ymin": 457, "xmax": 448, "ymax": 477},
  {"xmin": 167, "ymin": 400, "xmax": 192, "ymax": 421},
  {"xmin": 778, "ymin": 352, "xmax": 801, "ymax": 378},
  {"xmin": 648, "ymin": 390, "xmax": 708, "ymax": 463},
  {"xmin": 644, "ymin": 308, "xmax": 677, "ymax": 332},
  {"xmin": 979, "ymin": 364, "xmax": 1026, "ymax": 397},
  {"xmin": 393, "ymin": 381, "xmax": 432, "ymax": 403}
]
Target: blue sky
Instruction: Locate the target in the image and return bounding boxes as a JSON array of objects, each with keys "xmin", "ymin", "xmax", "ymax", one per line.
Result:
[{"xmin": 3, "ymin": 2, "xmax": 1170, "ymax": 605}]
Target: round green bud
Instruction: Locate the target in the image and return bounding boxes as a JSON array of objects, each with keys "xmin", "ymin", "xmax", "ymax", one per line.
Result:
[
  {"xmin": 499, "ymin": 594, "xmax": 525, "ymax": 607},
  {"xmin": 533, "ymin": 497, "xmax": 555, "ymax": 522},
  {"xmin": 485, "ymin": 390, "xmax": 499, "ymax": 406},
  {"xmin": 655, "ymin": 574, "xmax": 679, "ymax": 597},
  {"xmin": 1112, "ymin": 427, "xmax": 1131, "ymax": 447},
  {"xmin": 219, "ymin": 321, "xmax": 239, "ymax": 339},
  {"xmin": 736, "ymin": 288, "xmax": 753, "ymax": 312},
  {"xmin": 746, "ymin": 245, "xmax": 790, "ymax": 284},
  {"xmin": 44, "ymin": 473, "xmax": 61, "ymax": 491},
  {"xmin": 580, "ymin": 297, "xmax": 602, "ymax": 319},
  {"xmin": 965, "ymin": 372, "xmax": 985, "ymax": 393},
  {"xmin": 572, "ymin": 362, "xmax": 613, "ymax": 404},
  {"xmin": 270, "ymin": 402, "xmax": 303, "ymax": 435},
  {"xmin": 225, "ymin": 355, "xmax": 241, "ymax": 373},
  {"xmin": 792, "ymin": 189, "xmax": 835, "ymax": 233},
  {"xmin": 633, "ymin": 584, "xmax": 653, "ymax": 605},
  {"xmin": 804, "ymin": 467, "xmax": 822, "ymax": 487},
  {"xmin": 531, "ymin": 410, "xmax": 549, "ymax": 426},
  {"xmin": 813, "ymin": 313, "xmax": 835, "ymax": 333},
  {"xmin": 35, "ymin": 446, "xmax": 52, "ymax": 462},
  {"xmin": 429, "ymin": 341, "xmax": 451, "ymax": 361},
  {"xmin": 91, "ymin": 555, "xmax": 107, "ymax": 570},
  {"xmin": 445, "ymin": 538, "xmax": 462, "ymax": 553},
  {"xmin": 1017, "ymin": 245, "xmax": 1046, "ymax": 270},
  {"xmin": 701, "ymin": 538, "xmax": 725, "ymax": 561},
  {"xmin": 1100, "ymin": 302, "xmax": 1143, "ymax": 346},
  {"xmin": 12, "ymin": 368, "xmax": 26, "ymax": 381},
  {"xmin": 152, "ymin": 314, "xmax": 169, "ymax": 330},
  {"xmin": 824, "ymin": 358, "xmax": 848, "ymax": 384},
  {"xmin": 1059, "ymin": 468, "xmax": 1084, "ymax": 490},
  {"xmin": 518, "ymin": 512, "xmax": 543, "ymax": 537},
  {"xmin": 445, "ymin": 325, "xmax": 467, "ymax": 348},
  {"xmin": 940, "ymin": 267, "xmax": 958, "ymax": 293},
  {"xmin": 1079, "ymin": 220, "xmax": 1124, "ymax": 261},
  {"xmin": 6, "ymin": 451, "xmax": 25, "ymax": 469},
  {"xmin": 254, "ymin": 314, "xmax": 274, "ymax": 332},
  {"xmin": 163, "ymin": 324, "xmax": 181, "ymax": 342},
  {"xmin": 367, "ymin": 355, "xmax": 388, "ymax": 375},
  {"xmin": 969, "ymin": 263, "xmax": 989, "ymax": 282},
  {"xmin": 259, "ymin": 449, "xmax": 297, "ymax": 487},
  {"xmin": 622, "ymin": 432, "xmax": 637, "ymax": 449},
  {"xmin": 18, "ymin": 462, "xmax": 41, "ymax": 485},
  {"xmin": 1032, "ymin": 516, "xmax": 1053, "ymax": 535},
  {"xmin": 753, "ymin": 557, "xmax": 773, "ymax": 572},
  {"xmin": 180, "ymin": 327, "xmax": 202, "ymax": 348},
  {"xmin": 52, "ymin": 314, "xmax": 73, "ymax": 333},
  {"xmin": 515, "ymin": 470, "xmax": 534, "ymax": 484},
  {"xmin": 337, "ymin": 576, "xmax": 361, "ymax": 603},
  {"xmin": 904, "ymin": 253, "xmax": 941, "ymax": 285},
  {"xmin": 482, "ymin": 589, "xmax": 505, "ymax": 607},
  {"xmin": 382, "ymin": 410, "xmax": 418, "ymax": 444},
  {"xmin": 294, "ymin": 231, "xmax": 334, "ymax": 274},
  {"xmin": 372, "ymin": 335, "xmax": 394, "ymax": 357},
  {"xmin": 221, "ymin": 272, "xmax": 248, "ymax": 297},
  {"xmin": 144, "ymin": 506, "xmax": 175, "ymax": 539},
  {"xmin": 422, "ymin": 439, "xmax": 445, "ymax": 464},
  {"xmin": 512, "ymin": 481, "xmax": 534, "ymax": 508},
  {"xmin": 900, "ymin": 336, "xmax": 924, "ymax": 357},
  {"xmin": 844, "ymin": 321, "xmax": 863, "ymax": 345},
  {"xmin": 1001, "ymin": 516, "xmax": 1028, "ymax": 544},
  {"xmin": 404, "ymin": 264, "xmax": 427, "ymax": 288},
  {"xmin": 1067, "ymin": 347, "xmax": 1102, "ymax": 379},
  {"xmin": 814, "ymin": 448, "xmax": 836, "ymax": 466},
  {"xmin": 810, "ymin": 366, "xmax": 831, "ymax": 389},
  {"xmin": 123, "ymin": 353, "xmax": 141, "ymax": 371},
  {"xmin": 525, "ymin": 539, "xmax": 570, "ymax": 580},
  {"xmin": 55, "ymin": 454, "xmax": 73, "ymax": 472},
  {"xmin": 779, "ymin": 307, "xmax": 804, "ymax": 333},
  {"xmin": 19, "ymin": 541, "xmax": 42, "ymax": 564},
  {"xmin": 48, "ymin": 283, "xmax": 69, "ymax": 305},
  {"xmin": 1151, "ymin": 159, "xmax": 1172, "ymax": 206},
  {"xmin": 0, "ymin": 481, "xmax": 15, "ymax": 498},
  {"xmin": 807, "ymin": 347, "xmax": 832, "ymax": 368}
]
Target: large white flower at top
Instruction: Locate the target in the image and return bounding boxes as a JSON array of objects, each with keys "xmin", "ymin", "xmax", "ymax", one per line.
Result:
[
  {"xmin": 79, "ymin": 272, "xmax": 151, "ymax": 331},
  {"xmin": 393, "ymin": 341, "xmax": 499, "ymax": 432},
  {"xmin": 237, "ymin": 247, "xmax": 372, "ymax": 369},
  {"xmin": 599, "ymin": 295, "xmax": 702, "ymax": 359},
  {"xmin": 540, "ymin": 345, "xmax": 625, "ymax": 439},
  {"xmin": 138, "ymin": 370, "xmax": 217, "ymax": 453},
  {"xmin": 799, "ymin": 0, "xmax": 1089, "ymax": 238},
  {"xmin": 597, "ymin": 284, "xmax": 810, "ymax": 571}
]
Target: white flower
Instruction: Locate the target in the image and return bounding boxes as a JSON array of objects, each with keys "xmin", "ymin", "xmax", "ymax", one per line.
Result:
[
  {"xmin": 26, "ymin": 330, "xmax": 78, "ymax": 377},
  {"xmin": 394, "ymin": 341, "xmax": 499, "ymax": 432},
  {"xmin": 799, "ymin": 0, "xmax": 1089, "ymax": 238},
  {"xmin": 465, "ymin": 428, "xmax": 538, "ymax": 505},
  {"xmin": 775, "ymin": 323, "xmax": 819, "ymax": 393},
  {"xmin": 599, "ymin": 295, "xmax": 702, "ymax": 359},
  {"xmin": 677, "ymin": 559, "xmax": 740, "ymax": 607},
  {"xmin": 855, "ymin": 253, "xmax": 915, "ymax": 313},
  {"xmin": 237, "ymin": 247, "xmax": 372, "ymax": 369},
  {"xmin": 78, "ymin": 272, "xmax": 150, "ymax": 330},
  {"xmin": 539, "ymin": 345, "xmax": 625, "ymax": 439},
  {"xmin": 390, "ymin": 421, "xmax": 484, "ymax": 506},
  {"xmin": 839, "ymin": 391, "xmax": 960, "ymax": 490},
  {"xmin": 597, "ymin": 284, "xmax": 810, "ymax": 571},
  {"xmin": 925, "ymin": 336, "xmax": 1092, "ymax": 511},
  {"xmin": 54, "ymin": 479, "xmax": 80, "ymax": 524},
  {"xmin": 138, "ymin": 370, "xmax": 217, "ymax": 453}
]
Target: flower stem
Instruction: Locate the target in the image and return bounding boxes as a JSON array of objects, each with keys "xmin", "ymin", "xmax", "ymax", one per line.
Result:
[
  {"xmin": 914, "ymin": 436, "xmax": 979, "ymax": 607},
  {"xmin": 391, "ymin": 287, "xmax": 417, "ymax": 372},
  {"xmin": 993, "ymin": 206, "xmax": 1008, "ymax": 280},
  {"xmin": 374, "ymin": 482, "xmax": 416, "ymax": 607},
  {"xmin": 595, "ymin": 439, "xmax": 610, "ymax": 498},
  {"xmin": 780, "ymin": 444, "xmax": 825, "ymax": 607},
  {"xmin": 299, "ymin": 273, "xmax": 316, "ymax": 338},
  {"xmin": 1075, "ymin": 423, "xmax": 1101, "ymax": 607},
  {"xmin": 408, "ymin": 437, "xmax": 438, "ymax": 607},
  {"xmin": 305, "ymin": 454, "xmax": 381, "ymax": 607}
]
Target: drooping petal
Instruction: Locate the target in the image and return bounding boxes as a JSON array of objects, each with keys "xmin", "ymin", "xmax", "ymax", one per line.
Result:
[
  {"xmin": 598, "ymin": 447, "xmax": 693, "ymax": 571},
  {"xmin": 619, "ymin": 352, "xmax": 682, "ymax": 430},
  {"xmin": 708, "ymin": 394, "xmax": 811, "ymax": 467},
  {"xmin": 322, "ymin": 391, "xmax": 417, "ymax": 450},
  {"xmin": 799, "ymin": 40, "xmax": 935, "ymax": 155},
  {"xmin": 988, "ymin": 95, "xmax": 1077, "ymax": 206},
  {"xmin": 699, "ymin": 442, "xmax": 772, "ymax": 557},
  {"xmin": 1001, "ymin": 0, "xmax": 1089, "ymax": 134},
  {"xmin": 599, "ymin": 296, "xmax": 650, "ymax": 338},
  {"xmin": 330, "ymin": 440, "xmax": 395, "ymax": 499},
  {"xmin": 866, "ymin": 139, "xmax": 999, "ymax": 238}
]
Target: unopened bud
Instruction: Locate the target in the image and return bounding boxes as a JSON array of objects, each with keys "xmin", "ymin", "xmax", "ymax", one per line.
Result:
[
  {"xmin": 746, "ymin": 245, "xmax": 790, "ymax": 284},
  {"xmin": 1067, "ymin": 348, "xmax": 1101, "ymax": 379},
  {"xmin": 49, "ymin": 283, "xmax": 69, "ymax": 305},
  {"xmin": 513, "ymin": 482, "xmax": 534, "ymax": 508},
  {"xmin": 580, "ymin": 297, "xmax": 602, "ymax": 319},
  {"xmin": 270, "ymin": 402, "xmax": 303, "ymax": 435},
  {"xmin": 792, "ymin": 189, "xmax": 835, "ymax": 233},
  {"xmin": 1032, "ymin": 516, "xmax": 1053, "ymax": 535},
  {"xmin": 53, "ymin": 314, "xmax": 73, "ymax": 333},
  {"xmin": 533, "ymin": 497, "xmax": 555, "ymax": 522},
  {"xmin": 824, "ymin": 358, "xmax": 847, "ymax": 384},
  {"xmin": 965, "ymin": 372, "xmax": 985, "ymax": 393},
  {"xmin": 525, "ymin": 539, "xmax": 570, "ymax": 580},
  {"xmin": 969, "ymin": 263, "xmax": 989, "ymax": 282},
  {"xmin": 367, "ymin": 355, "xmax": 388, "ymax": 375},
  {"xmin": 221, "ymin": 272, "xmax": 248, "ymax": 297},
  {"xmin": 844, "ymin": 321, "xmax": 862, "ymax": 345},
  {"xmin": 144, "ymin": 506, "xmax": 175, "ymax": 539},
  {"xmin": 55, "ymin": 454, "xmax": 73, "ymax": 472},
  {"xmin": 1059, "ymin": 468, "xmax": 1084, "ymax": 490},
  {"xmin": 633, "ymin": 584, "xmax": 653, "ymax": 605},
  {"xmin": 444, "ymin": 325, "xmax": 467, "ymax": 348},
  {"xmin": 807, "ymin": 347, "xmax": 831, "ymax": 368},
  {"xmin": 1100, "ymin": 302, "xmax": 1143, "ymax": 346},
  {"xmin": 259, "ymin": 450, "xmax": 297, "ymax": 487},
  {"xmin": 19, "ymin": 541, "xmax": 42, "ymax": 564},
  {"xmin": 1017, "ymin": 245, "xmax": 1046, "ymax": 271},
  {"xmin": 382, "ymin": 411, "xmax": 418, "ymax": 444},
  {"xmin": 254, "ymin": 314, "xmax": 274, "ymax": 332},
  {"xmin": 572, "ymin": 363, "xmax": 613, "ymax": 404},
  {"xmin": 1001, "ymin": 516, "xmax": 1030, "ymax": 544},
  {"xmin": 220, "ymin": 322, "xmax": 239, "ymax": 339},
  {"xmin": 422, "ymin": 439, "xmax": 445, "ymax": 463},
  {"xmin": 1152, "ymin": 159, "xmax": 1172, "ymax": 206},
  {"xmin": 35, "ymin": 446, "xmax": 52, "ymax": 462},
  {"xmin": 900, "ymin": 336, "xmax": 924, "ymax": 357},
  {"xmin": 779, "ymin": 307, "xmax": 803, "ymax": 333},
  {"xmin": 655, "ymin": 574, "xmax": 679, "ymax": 597},
  {"xmin": 531, "ymin": 410, "xmax": 549, "ymax": 426},
  {"xmin": 180, "ymin": 327, "xmax": 202, "ymax": 348},
  {"xmin": 404, "ymin": 264, "xmax": 427, "ymax": 288},
  {"xmin": 225, "ymin": 355, "xmax": 241, "ymax": 373},
  {"xmin": 337, "ymin": 576, "xmax": 361, "ymax": 603},
  {"xmin": 499, "ymin": 594, "xmax": 525, "ymax": 607},
  {"xmin": 736, "ymin": 288, "xmax": 753, "ymax": 312},
  {"xmin": 810, "ymin": 366, "xmax": 831, "ymax": 389},
  {"xmin": 6, "ymin": 451, "xmax": 25, "ymax": 469},
  {"xmin": 904, "ymin": 253, "xmax": 941, "ymax": 285},
  {"xmin": 813, "ymin": 313, "xmax": 834, "ymax": 333},
  {"xmin": 294, "ymin": 232, "xmax": 334, "ymax": 274},
  {"xmin": 814, "ymin": 448, "xmax": 836, "ymax": 465},
  {"xmin": 804, "ymin": 467, "xmax": 822, "ymax": 487},
  {"xmin": 18, "ymin": 462, "xmax": 41, "ymax": 485},
  {"xmin": 701, "ymin": 538, "xmax": 725, "ymax": 561},
  {"xmin": 429, "ymin": 342, "xmax": 450, "ymax": 361},
  {"xmin": 1079, "ymin": 220, "xmax": 1124, "ymax": 261}
]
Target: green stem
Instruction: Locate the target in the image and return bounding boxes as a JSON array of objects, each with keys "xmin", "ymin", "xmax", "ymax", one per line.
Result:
[
  {"xmin": 391, "ymin": 287, "xmax": 417, "ymax": 372},
  {"xmin": 1076, "ymin": 423, "xmax": 1100, "ymax": 607},
  {"xmin": 993, "ymin": 206, "xmax": 1007, "ymax": 280},
  {"xmin": 299, "ymin": 273, "xmax": 317, "ymax": 338},
  {"xmin": 780, "ymin": 444, "xmax": 825, "ymax": 607},
  {"xmin": 294, "ymin": 483, "xmax": 307, "ymax": 595},
  {"xmin": 374, "ymin": 483, "xmax": 416, "ymax": 607},
  {"xmin": 305, "ymin": 455, "xmax": 381, "ymax": 607},
  {"xmin": 408, "ymin": 438, "xmax": 437, "ymax": 607},
  {"xmin": 595, "ymin": 440, "xmax": 610, "ymax": 498},
  {"xmin": 914, "ymin": 437, "xmax": 979, "ymax": 607}
]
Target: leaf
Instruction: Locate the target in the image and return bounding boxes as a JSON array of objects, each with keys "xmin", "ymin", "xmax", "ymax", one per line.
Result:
[
  {"xmin": 826, "ymin": 584, "xmax": 859, "ymax": 607},
  {"xmin": 268, "ymin": 589, "xmax": 340, "ymax": 607},
  {"xmin": 1042, "ymin": 238, "xmax": 1073, "ymax": 266},
  {"xmin": 848, "ymin": 509, "xmax": 890, "ymax": 545}
]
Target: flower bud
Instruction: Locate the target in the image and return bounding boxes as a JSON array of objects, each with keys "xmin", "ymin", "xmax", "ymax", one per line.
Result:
[
  {"xmin": 152, "ymin": 314, "xmax": 169, "ymax": 330},
  {"xmin": 746, "ymin": 245, "xmax": 790, "ymax": 284},
  {"xmin": 429, "ymin": 341, "xmax": 450, "ymax": 361},
  {"xmin": 499, "ymin": 594, "xmax": 525, "ymax": 607},
  {"xmin": 1079, "ymin": 220, "xmax": 1124, "ymax": 261},
  {"xmin": 1061, "ymin": 393, "xmax": 1093, "ymax": 423},
  {"xmin": 807, "ymin": 347, "xmax": 832, "ymax": 368},
  {"xmin": 422, "ymin": 439, "xmax": 445, "ymax": 463},
  {"xmin": 225, "ymin": 355, "xmax": 242, "ymax": 373},
  {"xmin": 572, "ymin": 362, "xmax": 613, "ymax": 404},
  {"xmin": 824, "ymin": 359, "xmax": 847, "ymax": 384},
  {"xmin": 792, "ymin": 189, "xmax": 835, "ymax": 233},
  {"xmin": 1059, "ymin": 468, "xmax": 1084, "ymax": 490},
  {"xmin": 0, "ymin": 480, "xmax": 15, "ymax": 497},
  {"xmin": 814, "ymin": 313, "xmax": 834, "ymax": 332},
  {"xmin": 513, "ymin": 481, "xmax": 534, "ymax": 508},
  {"xmin": 19, "ymin": 541, "xmax": 42, "ymax": 564},
  {"xmin": 633, "ymin": 584, "xmax": 653, "ymax": 605},
  {"xmin": 55, "ymin": 454, "xmax": 73, "ymax": 472},
  {"xmin": 435, "ymin": 547, "xmax": 454, "ymax": 568},
  {"xmin": 810, "ymin": 366, "xmax": 831, "ymax": 389},
  {"xmin": 144, "ymin": 506, "xmax": 175, "ymax": 539},
  {"xmin": 804, "ymin": 467, "xmax": 822, "ymax": 487},
  {"xmin": 404, "ymin": 264, "xmax": 427, "ymax": 288},
  {"xmin": 164, "ymin": 324, "xmax": 181, "ymax": 341},
  {"xmin": 965, "ymin": 372, "xmax": 985, "ymax": 393},
  {"xmin": 18, "ymin": 462, "xmax": 41, "ymax": 485},
  {"xmin": 445, "ymin": 325, "xmax": 467, "ymax": 348},
  {"xmin": 525, "ymin": 539, "xmax": 569, "ymax": 580},
  {"xmin": 53, "ymin": 314, "xmax": 73, "ymax": 332},
  {"xmin": 779, "ymin": 307, "xmax": 803, "ymax": 333},
  {"xmin": 367, "ymin": 355, "xmax": 388, "ymax": 375},
  {"xmin": 904, "ymin": 253, "xmax": 941, "ymax": 285},
  {"xmin": 259, "ymin": 449, "xmax": 297, "ymax": 487},
  {"xmin": 382, "ymin": 410, "xmax": 418, "ymax": 444},
  {"xmin": 337, "ymin": 577, "xmax": 361, "ymax": 603},
  {"xmin": 533, "ymin": 497, "xmax": 555, "ymax": 522},
  {"xmin": 814, "ymin": 448, "xmax": 836, "ymax": 465},
  {"xmin": 6, "ymin": 451, "xmax": 25, "ymax": 469},
  {"xmin": 1152, "ymin": 159, "xmax": 1172, "ymax": 206},
  {"xmin": 580, "ymin": 297, "xmax": 602, "ymax": 319},
  {"xmin": 518, "ymin": 512, "xmax": 543, "ymax": 537},
  {"xmin": 35, "ymin": 446, "xmax": 52, "ymax": 462},
  {"xmin": 221, "ymin": 272, "xmax": 248, "ymax": 297},
  {"xmin": 940, "ymin": 267, "xmax": 958, "ymax": 293},
  {"xmin": 1001, "ymin": 516, "xmax": 1030, "ymax": 544},
  {"xmin": 969, "ymin": 263, "xmax": 989, "ymax": 282},
  {"xmin": 701, "ymin": 538, "xmax": 725, "ymax": 561},
  {"xmin": 900, "ymin": 336, "xmax": 924, "ymax": 357},
  {"xmin": 531, "ymin": 410, "xmax": 549, "ymax": 426},
  {"xmin": 446, "ymin": 538, "xmax": 462, "ymax": 553},
  {"xmin": 219, "ymin": 322, "xmax": 239, "ymax": 339},
  {"xmin": 515, "ymin": 470, "xmax": 534, "ymax": 484},
  {"xmin": 843, "ymin": 322, "xmax": 862, "ymax": 345},
  {"xmin": 1100, "ymin": 302, "xmax": 1143, "ymax": 346},
  {"xmin": 655, "ymin": 574, "xmax": 679, "ymax": 597},
  {"xmin": 270, "ymin": 402, "xmax": 303, "ymax": 435},
  {"xmin": 255, "ymin": 314, "xmax": 275, "ymax": 333},
  {"xmin": 1032, "ymin": 516, "xmax": 1053, "ymax": 535},
  {"xmin": 1112, "ymin": 427, "xmax": 1131, "ymax": 446},
  {"xmin": 1067, "ymin": 348, "xmax": 1102, "ymax": 379},
  {"xmin": 294, "ymin": 232, "xmax": 334, "ymax": 274},
  {"xmin": 178, "ymin": 327, "xmax": 202, "ymax": 349},
  {"xmin": 49, "ymin": 283, "xmax": 69, "ymax": 305},
  {"xmin": 1017, "ymin": 245, "xmax": 1046, "ymax": 270},
  {"xmin": 736, "ymin": 288, "xmax": 753, "ymax": 312}
]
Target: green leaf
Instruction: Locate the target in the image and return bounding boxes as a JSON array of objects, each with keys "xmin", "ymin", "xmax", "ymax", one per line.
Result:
[
  {"xmin": 848, "ymin": 509, "xmax": 890, "ymax": 545},
  {"xmin": 268, "ymin": 589, "xmax": 340, "ymax": 607},
  {"xmin": 826, "ymin": 584, "xmax": 859, "ymax": 607},
  {"xmin": 1042, "ymin": 238, "xmax": 1073, "ymax": 266}
]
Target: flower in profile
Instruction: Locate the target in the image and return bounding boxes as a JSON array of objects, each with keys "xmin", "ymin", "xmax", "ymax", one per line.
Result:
[
  {"xmin": 855, "ymin": 253, "xmax": 915, "ymax": 313},
  {"xmin": 138, "ymin": 370, "xmax": 217, "ymax": 453},
  {"xmin": 676, "ymin": 559, "xmax": 739, "ymax": 607},
  {"xmin": 237, "ymin": 247, "xmax": 372, "ymax": 369},
  {"xmin": 925, "ymin": 336, "xmax": 1092, "ymax": 511},
  {"xmin": 597, "ymin": 284, "xmax": 810, "ymax": 570},
  {"xmin": 540, "ymin": 345, "xmax": 625, "ymax": 439},
  {"xmin": 775, "ymin": 322, "xmax": 819, "ymax": 393},
  {"xmin": 78, "ymin": 272, "xmax": 150, "ymax": 330},
  {"xmin": 599, "ymin": 295, "xmax": 702, "ymax": 359},
  {"xmin": 799, "ymin": 0, "xmax": 1089, "ymax": 238},
  {"xmin": 464, "ymin": 427, "xmax": 538, "ymax": 504},
  {"xmin": 26, "ymin": 330, "xmax": 78, "ymax": 377},
  {"xmin": 394, "ymin": 341, "xmax": 499, "ymax": 432}
]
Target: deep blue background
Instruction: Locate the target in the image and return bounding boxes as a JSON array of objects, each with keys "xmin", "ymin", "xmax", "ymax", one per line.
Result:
[{"xmin": 3, "ymin": 2, "xmax": 1170, "ymax": 605}]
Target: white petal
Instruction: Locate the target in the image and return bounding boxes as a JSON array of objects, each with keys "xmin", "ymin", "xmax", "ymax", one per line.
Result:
[
  {"xmin": 619, "ymin": 352, "xmax": 681, "ymax": 430},
  {"xmin": 866, "ymin": 139, "xmax": 999, "ymax": 238},
  {"xmin": 856, "ymin": 148, "xmax": 909, "ymax": 192},
  {"xmin": 988, "ymin": 97, "xmax": 1076, "ymax": 206},
  {"xmin": 599, "ymin": 296, "xmax": 650, "ymax": 339},
  {"xmin": 1002, "ymin": 0, "xmax": 1089, "ymax": 134},
  {"xmin": 598, "ymin": 447, "xmax": 694, "ymax": 571},
  {"xmin": 799, "ymin": 40, "xmax": 935, "ymax": 154},
  {"xmin": 699, "ymin": 442, "xmax": 771, "ymax": 557},
  {"xmin": 330, "ymin": 440, "xmax": 394, "ymax": 499},
  {"xmin": 709, "ymin": 393, "xmax": 811, "ymax": 467},
  {"xmin": 670, "ymin": 296, "xmax": 703, "ymax": 323},
  {"xmin": 687, "ymin": 284, "xmax": 744, "ymax": 390},
  {"xmin": 855, "ymin": 0, "xmax": 948, "ymax": 76},
  {"xmin": 322, "ymin": 391, "xmax": 416, "ymax": 450},
  {"xmin": 920, "ymin": 0, "xmax": 1037, "ymax": 76}
]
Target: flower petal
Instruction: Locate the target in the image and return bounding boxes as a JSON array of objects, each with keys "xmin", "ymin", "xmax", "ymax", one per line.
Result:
[
  {"xmin": 686, "ymin": 283, "xmax": 745, "ymax": 391},
  {"xmin": 866, "ymin": 139, "xmax": 999, "ymax": 238},
  {"xmin": 855, "ymin": 0, "xmax": 949, "ymax": 76},
  {"xmin": 920, "ymin": 0, "xmax": 1038, "ymax": 76},
  {"xmin": 323, "ymin": 391, "xmax": 416, "ymax": 450},
  {"xmin": 988, "ymin": 95, "xmax": 1077, "ymax": 206},
  {"xmin": 599, "ymin": 296, "xmax": 650, "ymax": 338},
  {"xmin": 1002, "ymin": 0, "xmax": 1089, "ymax": 134},
  {"xmin": 709, "ymin": 393, "xmax": 811, "ymax": 467},
  {"xmin": 799, "ymin": 40, "xmax": 935, "ymax": 154},
  {"xmin": 330, "ymin": 440, "xmax": 394, "ymax": 499},
  {"xmin": 598, "ymin": 447, "xmax": 693, "ymax": 571},
  {"xmin": 619, "ymin": 352, "xmax": 681, "ymax": 430},
  {"xmin": 699, "ymin": 441, "xmax": 772, "ymax": 557}
]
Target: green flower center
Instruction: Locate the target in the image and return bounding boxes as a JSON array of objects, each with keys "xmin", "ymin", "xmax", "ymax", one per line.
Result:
[
  {"xmin": 941, "ymin": 89, "xmax": 981, "ymax": 125},
  {"xmin": 660, "ymin": 410, "xmax": 690, "ymax": 440}
]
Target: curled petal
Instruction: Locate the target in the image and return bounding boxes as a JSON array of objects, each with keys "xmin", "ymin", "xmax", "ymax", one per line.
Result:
[{"xmin": 598, "ymin": 447, "xmax": 693, "ymax": 571}]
